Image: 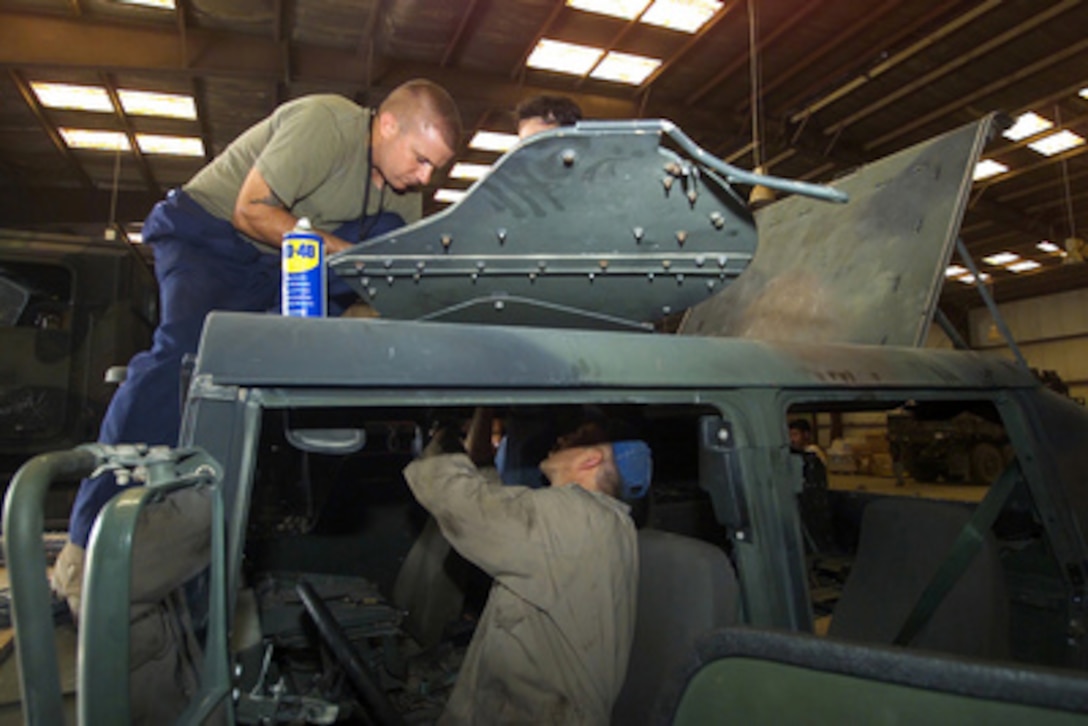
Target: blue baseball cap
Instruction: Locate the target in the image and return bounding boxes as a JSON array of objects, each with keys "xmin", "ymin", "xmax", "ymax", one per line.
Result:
[{"xmin": 612, "ymin": 440, "xmax": 653, "ymax": 500}]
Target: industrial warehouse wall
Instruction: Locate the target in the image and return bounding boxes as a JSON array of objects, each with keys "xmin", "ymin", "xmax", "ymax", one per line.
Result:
[{"xmin": 967, "ymin": 287, "xmax": 1088, "ymax": 405}]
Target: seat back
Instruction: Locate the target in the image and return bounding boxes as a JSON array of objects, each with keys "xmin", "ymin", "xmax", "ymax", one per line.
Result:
[
  {"xmin": 828, "ymin": 497, "xmax": 1010, "ymax": 659},
  {"xmin": 612, "ymin": 528, "xmax": 739, "ymax": 725},
  {"xmin": 661, "ymin": 627, "xmax": 1088, "ymax": 726}
]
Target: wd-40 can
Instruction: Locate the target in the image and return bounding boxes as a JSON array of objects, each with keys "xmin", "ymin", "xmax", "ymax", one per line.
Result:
[{"xmin": 281, "ymin": 218, "xmax": 326, "ymax": 317}]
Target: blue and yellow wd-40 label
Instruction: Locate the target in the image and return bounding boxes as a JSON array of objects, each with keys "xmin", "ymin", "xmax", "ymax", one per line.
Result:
[{"xmin": 281, "ymin": 220, "xmax": 326, "ymax": 317}]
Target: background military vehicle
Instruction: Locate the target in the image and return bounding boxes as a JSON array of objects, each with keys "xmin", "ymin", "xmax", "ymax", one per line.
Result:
[
  {"xmin": 0, "ymin": 230, "xmax": 155, "ymax": 523},
  {"xmin": 5, "ymin": 116, "xmax": 1088, "ymax": 723},
  {"xmin": 887, "ymin": 369, "xmax": 1083, "ymax": 486}
]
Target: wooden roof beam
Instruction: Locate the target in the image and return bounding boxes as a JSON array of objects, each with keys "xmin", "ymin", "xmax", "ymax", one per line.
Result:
[{"xmin": 685, "ymin": 0, "xmax": 829, "ymax": 106}]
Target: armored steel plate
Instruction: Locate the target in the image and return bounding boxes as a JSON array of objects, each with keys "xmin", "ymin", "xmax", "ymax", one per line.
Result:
[
  {"xmin": 330, "ymin": 120, "xmax": 761, "ymax": 330},
  {"xmin": 680, "ymin": 115, "xmax": 999, "ymax": 346}
]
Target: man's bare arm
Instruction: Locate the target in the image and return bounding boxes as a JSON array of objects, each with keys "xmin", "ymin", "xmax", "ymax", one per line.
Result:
[{"xmin": 233, "ymin": 166, "xmax": 354, "ymax": 253}]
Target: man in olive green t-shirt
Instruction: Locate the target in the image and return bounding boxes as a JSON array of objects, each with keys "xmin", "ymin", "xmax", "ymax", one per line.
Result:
[{"xmin": 58, "ymin": 80, "xmax": 462, "ymax": 629}]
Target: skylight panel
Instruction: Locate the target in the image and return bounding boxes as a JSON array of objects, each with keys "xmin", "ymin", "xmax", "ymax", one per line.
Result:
[
  {"xmin": 116, "ymin": 0, "xmax": 176, "ymax": 9},
  {"xmin": 527, "ymin": 39, "xmax": 604, "ymax": 76},
  {"xmin": 136, "ymin": 134, "xmax": 205, "ymax": 156},
  {"xmin": 1037, "ymin": 240, "xmax": 1062, "ymax": 253},
  {"xmin": 60, "ymin": 128, "xmax": 130, "ymax": 151},
  {"xmin": 642, "ymin": 0, "xmax": 722, "ymax": 33},
  {"xmin": 1006, "ymin": 259, "xmax": 1041, "ymax": 273},
  {"xmin": 590, "ymin": 51, "xmax": 662, "ymax": 85},
  {"xmin": 1002, "ymin": 112, "xmax": 1053, "ymax": 141},
  {"xmin": 1028, "ymin": 130, "xmax": 1085, "ymax": 156},
  {"xmin": 434, "ymin": 189, "xmax": 468, "ymax": 205},
  {"xmin": 973, "ymin": 159, "xmax": 1008, "ymax": 181},
  {"xmin": 566, "ymin": 0, "xmax": 721, "ymax": 33},
  {"xmin": 32, "ymin": 82, "xmax": 113, "ymax": 113},
  {"xmin": 956, "ymin": 272, "xmax": 990, "ymax": 285},
  {"xmin": 469, "ymin": 131, "xmax": 519, "ymax": 153},
  {"xmin": 982, "ymin": 251, "xmax": 1020, "ymax": 266},
  {"xmin": 567, "ymin": 0, "xmax": 649, "ymax": 20},
  {"xmin": 449, "ymin": 162, "xmax": 492, "ymax": 181},
  {"xmin": 118, "ymin": 90, "xmax": 197, "ymax": 120},
  {"xmin": 945, "ymin": 264, "xmax": 969, "ymax": 278}
]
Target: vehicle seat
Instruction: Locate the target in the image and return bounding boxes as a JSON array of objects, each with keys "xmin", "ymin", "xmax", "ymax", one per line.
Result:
[
  {"xmin": 827, "ymin": 497, "xmax": 1009, "ymax": 659},
  {"xmin": 611, "ymin": 528, "xmax": 739, "ymax": 725}
]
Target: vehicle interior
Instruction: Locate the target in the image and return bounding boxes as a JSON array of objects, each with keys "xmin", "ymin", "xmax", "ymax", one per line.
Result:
[
  {"xmin": 226, "ymin": 400, "xmax": 736, "ymax": 723},
  {"xmin": 153, "ymin": 386, "xmax": 1084, "ymax": 722},
  {"xmin": 788, "ymin": 397, "xmax": 1079, "ymax": 669}
]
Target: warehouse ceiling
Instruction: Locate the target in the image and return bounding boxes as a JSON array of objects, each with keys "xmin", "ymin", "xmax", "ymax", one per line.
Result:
[{"xmin": 0, "ymin": 0, "xmax": 1086, "ymax": 319}]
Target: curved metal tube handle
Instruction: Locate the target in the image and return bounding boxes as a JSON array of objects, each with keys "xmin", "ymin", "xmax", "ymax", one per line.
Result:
[
  {"xmin": 576, "ymin": 119, "xmax": 850, "ymax": 204},
  {"xmin": 661, "ymin": 121, "xmax": 850, "ymax": 204}
]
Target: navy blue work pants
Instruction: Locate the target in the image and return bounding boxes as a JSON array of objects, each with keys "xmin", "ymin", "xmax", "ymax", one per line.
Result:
[{"xmin": 68, "ymin": 190, "xmax": 402, "ymax": 546}]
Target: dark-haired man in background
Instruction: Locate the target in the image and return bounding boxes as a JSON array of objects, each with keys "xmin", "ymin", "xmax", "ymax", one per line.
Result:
[{"xmin": 515, "ymin": 94, "xmax": 583, "ymax": 139}]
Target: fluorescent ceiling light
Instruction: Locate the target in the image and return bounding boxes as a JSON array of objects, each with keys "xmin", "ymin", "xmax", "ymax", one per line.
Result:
[
  {"xmin": 527, "ymin": 39, "xmax": 604, "ymax": 76},
  {"xmin": 982, "ymin": 251, "xmax": 1020, "ymax": 266},
  {"xmin": 973, "ymin": 159, "xmax": 1008, "ymax": 181},
  {"xmin": 567, "ymin": 0, "xmax": 648, "ymax": 20},
  {"xmin": 434, "ymin": 189, "xmax": 468, "ymax": 205},
  {"xmin": 136, "ymin": 134, "xmax": 205, "ymax": 156},
  {"xmin": 60, "ymin": 128, "xmax": 130, "ymax": 151},
  {"xmin": 945, "ymin": 264, "xmax": 969, "ymax": 278},
  {"xmin": 1036, "ymin": 240, "xmax": 1061, "ymax": 253},
  {"xmin": 116, "ymin": 0, "xmax": 176, "ymax": 9},
  {"xmin": 590, "ymin": 51, "xmax": 662, "ymax": 85},
  {"xmin": 1002, "ymin": 112, "xmax": 1053, "ymax": 141},
  {"xmin": 566, "ymin": 0, "xmax": 722, "ymax": 33},
  {"xmin": 31, "ymin": 82, "xmax": 113, "ymax": 113},
  {"xmin": 449, "ymin": 162, "xmax": 492, "ymax": 181},
  {"xmin": 1006, "ymin": 259, "xmax": 1041, "ymax": 273},
  {"xmin": 1028, "ymin": 130, "xmax": 1085, "ymax": 156},
  {"xmin": 118, "ymin": 90, "xmax": 197, "ymax": 120},
  {"xmin": 469, "ymin": 131, "xmax": 518, "ymax": 153},
  {"xmin": 956, "ymin": 272, "xmax": 990, "ymax": 285},
  {"xmin": 642, "ymin": 0, "xmax": 722, "ymax": 33}
]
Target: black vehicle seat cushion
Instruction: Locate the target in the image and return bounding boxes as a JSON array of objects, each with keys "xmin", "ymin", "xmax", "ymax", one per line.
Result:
[
  {"xmin": 828, "ymin": 497, "xmax": 1010, "ymax": 659},
  {"xmin": 611, "ymin": 528, "xmax": 739, "ymax": 726}
]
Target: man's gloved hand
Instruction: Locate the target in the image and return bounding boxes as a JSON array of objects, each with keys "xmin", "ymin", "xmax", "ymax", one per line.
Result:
[{"xmin": 423, "ymin": 426, "xmax": 466, "ymax": 458}]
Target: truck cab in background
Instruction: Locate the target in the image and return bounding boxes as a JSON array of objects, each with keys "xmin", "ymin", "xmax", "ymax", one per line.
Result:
[{"xmin": 0, "ymin": 229, "xmax": 155, "ymax": 523}]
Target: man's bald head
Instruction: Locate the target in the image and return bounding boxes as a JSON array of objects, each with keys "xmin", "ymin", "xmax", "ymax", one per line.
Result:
[{"xmin": 372, "ymin": 79, "xmax": 462, "ymax": 191}]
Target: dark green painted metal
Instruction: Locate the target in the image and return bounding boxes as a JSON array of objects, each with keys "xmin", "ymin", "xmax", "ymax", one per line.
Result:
[
  {"xmin": 681, "ymin": 116, "xmax": 997, "ymax": 346},
  {"xmin": 673, "ymin": 655, "xmax": 1088, "ymax": 725},
  {"xmin": 191, "ymin": 311, "xmax": 1038, "ymax": 392},
  {"xmin": 77, "ymin": 446, "xmax": 230, "ymax": 724},
  {"xmin": 330, "ymin": 119, "xmax": 810, "ymax": 328},
  {"xmin": 2, "ymin": 447, "xmax": 96, "ymax": 726}
]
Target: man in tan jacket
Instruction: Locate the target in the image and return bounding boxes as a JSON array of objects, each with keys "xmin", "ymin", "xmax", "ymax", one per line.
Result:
[{"xmin": 402, "ymin": 420, "xmax": 652, "ymax": 725}]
